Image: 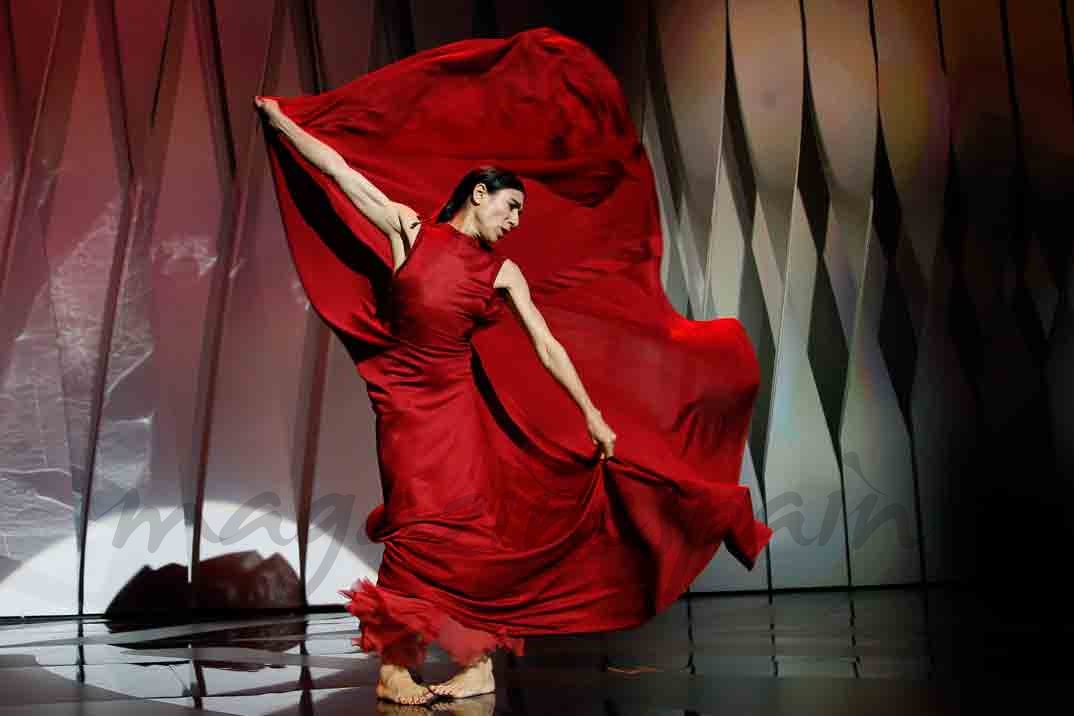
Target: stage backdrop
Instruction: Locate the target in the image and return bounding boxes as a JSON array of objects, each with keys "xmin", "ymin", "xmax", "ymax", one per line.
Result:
[{"xmin": 1, "ymin": 0, "xmax": 1071, "ymax": 617}]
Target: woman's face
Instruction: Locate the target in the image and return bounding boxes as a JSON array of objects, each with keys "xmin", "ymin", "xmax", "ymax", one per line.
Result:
[{"xmin": 472, "ymin": 184, "xmax": 524, "ymax": 243}]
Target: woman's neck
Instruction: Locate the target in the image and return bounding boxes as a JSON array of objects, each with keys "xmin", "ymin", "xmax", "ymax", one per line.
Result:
[{"xmin": 448, "ymin": 211, "xmax": 480, "ymax": 239}]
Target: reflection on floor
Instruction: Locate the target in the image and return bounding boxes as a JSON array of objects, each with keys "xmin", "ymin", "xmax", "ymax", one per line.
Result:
[{"xmin": 0, "ymin": 586, "xmax": 1064, "ymax": 714}]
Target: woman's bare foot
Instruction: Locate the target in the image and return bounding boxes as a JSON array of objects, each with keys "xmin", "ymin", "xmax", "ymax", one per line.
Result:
[
  {"xmin": 427, "ymin": 655, "xmax": 495, "ymax": 699},
  {"xmin": 376, "ymin": 663, "xmax": 434, "ymax": 705}
]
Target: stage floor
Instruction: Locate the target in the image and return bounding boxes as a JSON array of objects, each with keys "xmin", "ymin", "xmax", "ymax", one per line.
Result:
[{"xmin": 0, "ymin": 586, "xmax": 1063, "ymax": 714}]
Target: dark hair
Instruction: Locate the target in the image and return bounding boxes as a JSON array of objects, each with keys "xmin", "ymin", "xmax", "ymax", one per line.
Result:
[{"xmin": 435, "ymin": 166, "xmax": 525, "ymax": 223}]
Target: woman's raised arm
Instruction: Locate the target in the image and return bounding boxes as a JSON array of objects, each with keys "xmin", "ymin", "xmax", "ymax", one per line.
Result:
[{"xmin": 254, "ymin": 96, "xmax": 416, "ymax": 270}]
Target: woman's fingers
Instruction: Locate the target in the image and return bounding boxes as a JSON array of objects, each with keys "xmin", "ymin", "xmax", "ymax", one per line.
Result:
[
  {"xmin": 253, "ymin": 95, "xmax": 278, "ymax": 112},
  {"xmin": 600, "ymin": 431, "xmax": 616, "ymax": 460},
  {"xmin": 590, "ymin": 420, "xmax": 616, "ymax": 460}
]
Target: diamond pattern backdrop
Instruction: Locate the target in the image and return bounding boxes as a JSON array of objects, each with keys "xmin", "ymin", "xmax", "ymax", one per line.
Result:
[{"xmin": 1, "ymin": 0, "xmax": 1072, "ymax": 616}]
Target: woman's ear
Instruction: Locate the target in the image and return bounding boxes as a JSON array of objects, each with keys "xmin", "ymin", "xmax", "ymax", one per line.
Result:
[{"xmin": 471, "ymin": 182, "xmax": 488, "ymax": 205}]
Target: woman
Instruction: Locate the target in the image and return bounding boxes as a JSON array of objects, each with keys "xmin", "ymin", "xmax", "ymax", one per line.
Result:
[
  {"xmin": 257, "ymin": 95, "xmax": 617, "ymax": 703},
  {"xmin": 256, "ymin": 28, "xmax": 771, "ymax": 708}
]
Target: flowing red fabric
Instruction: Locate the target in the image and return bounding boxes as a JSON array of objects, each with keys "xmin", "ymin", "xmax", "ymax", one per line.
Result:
[{"xmin": 261, "ymin": 28, "xmax": 771, "ymax": 666}]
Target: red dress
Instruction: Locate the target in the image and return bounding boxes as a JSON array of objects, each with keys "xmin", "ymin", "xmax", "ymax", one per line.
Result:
[{"xmin": 262, "ymin": 28, "xmax": 772, "ymax": 667}]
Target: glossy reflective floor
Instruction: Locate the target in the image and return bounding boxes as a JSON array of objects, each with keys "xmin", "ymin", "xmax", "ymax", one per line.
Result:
[{"xmin": 0, "ymin": 586, "xmax": 1065, "ymax": 714}]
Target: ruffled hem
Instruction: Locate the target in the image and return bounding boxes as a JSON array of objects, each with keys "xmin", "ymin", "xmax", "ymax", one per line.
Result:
[{"xmin": 338, "ymin": 579, "xmax": 525, "ymax": 667}]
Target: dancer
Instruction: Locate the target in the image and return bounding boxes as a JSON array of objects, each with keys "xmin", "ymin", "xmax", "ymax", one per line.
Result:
[
  {"xmin": 257, "ymin": 95, "xmax": 616, "ymax": 703},
  {"xmin": 258, "ymin": 28, "xmax": 772, "ymax": 706}
]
